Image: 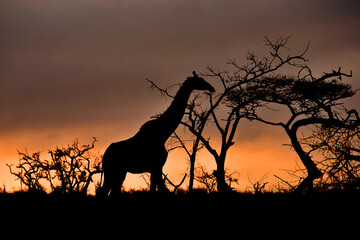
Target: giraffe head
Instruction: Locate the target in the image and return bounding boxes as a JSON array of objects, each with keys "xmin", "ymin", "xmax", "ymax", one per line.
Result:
[{"xmin": 185, "ymin": 71, "xmax": 215, "ymax": 93}]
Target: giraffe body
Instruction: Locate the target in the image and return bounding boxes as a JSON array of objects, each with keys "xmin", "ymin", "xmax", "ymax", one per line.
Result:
[{"xmin": 97, "ymin": 72, "xmax": 215, "ymax": 197}]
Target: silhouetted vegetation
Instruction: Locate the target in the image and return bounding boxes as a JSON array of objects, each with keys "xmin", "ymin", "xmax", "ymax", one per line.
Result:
[
  {"xmin": 7, "ymin": 138, "xmax": 102, "ymax": 195},
  {"xmin": 234, "ymin": 70, "xmax": 357, "ymax": 192},
  {"xmin": 193, "ymin": 164, "xmax": 239, "ymax": 193}
]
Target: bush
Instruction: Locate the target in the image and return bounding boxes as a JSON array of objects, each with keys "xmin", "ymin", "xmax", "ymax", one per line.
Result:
[{"xmin": 7, "ymin": 138, "xmax": 102, "ymax": 194}]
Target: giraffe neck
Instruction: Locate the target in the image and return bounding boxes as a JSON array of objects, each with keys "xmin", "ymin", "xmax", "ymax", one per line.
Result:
[
  {"xmin": 137, "ymin": 84, "xmax": 193, "ymax": 142},
  {"xmin": 156, "ymin": 84, "xmax": 192, "ymax": 138}
]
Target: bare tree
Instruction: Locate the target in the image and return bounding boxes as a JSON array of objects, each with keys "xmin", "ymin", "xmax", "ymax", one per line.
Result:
[
  {"xmin": 247, "ymin": 175, "xmax": 269, "ymax": 194},
  {"xmin": 181, "ymin": 86, "xmax": 246, "ymax": 192},
  {"xmin": 8, "ymin": 138, "xmax": 102, "ymax": 194},
  {"xmin": 8, "ymin": 151, "xmax": 47, "ymax": 192},
  {"xmin": 168, "ymin": 129, "xmax": 205, "ymax": 191},
  {"xmin": 193, "ymin": 164, "xmax": 239, "ymax": 193}
]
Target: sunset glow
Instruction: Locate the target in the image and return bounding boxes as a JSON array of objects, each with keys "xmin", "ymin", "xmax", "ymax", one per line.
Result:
[{"xmin": 1, "ymin": 0, "xmax": 359, "ymax": 194}]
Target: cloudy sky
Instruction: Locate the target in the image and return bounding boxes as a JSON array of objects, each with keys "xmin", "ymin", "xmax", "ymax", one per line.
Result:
[{"xmin": 1, "ymin": 0, "xmax": 359, "ymax": 191}]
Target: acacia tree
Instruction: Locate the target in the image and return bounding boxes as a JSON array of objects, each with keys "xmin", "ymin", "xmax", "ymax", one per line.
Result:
[{"xmin": 227, "ymin": 68, "xmax": 358, "ymax": 192}]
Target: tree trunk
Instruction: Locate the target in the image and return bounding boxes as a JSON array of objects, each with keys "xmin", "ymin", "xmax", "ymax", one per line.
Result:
[
  {"xmin": 188, "ymin": 134, "xmax": 202, "ymax": 192},
  {"xmin": 214, "ymin": 156, "xmax": 229, "ymax": 192},
  {"xmin": 287, "ymin": 129, "xmax": 322, "ymax": 192},
  {"xmin": 188, "ymin": 153, "xmax": 196, "ymax": 192}
]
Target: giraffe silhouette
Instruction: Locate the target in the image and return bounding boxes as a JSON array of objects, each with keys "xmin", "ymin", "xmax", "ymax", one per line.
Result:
[{"xmin": 97, "ymin": 72, "xmax": 215, "ymax": 197}]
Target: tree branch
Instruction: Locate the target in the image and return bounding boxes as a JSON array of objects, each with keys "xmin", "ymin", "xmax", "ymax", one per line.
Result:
[
  {"xmin": 180, "ymin": 121, "xmax": 220, "ymax": 160},
  {"xmin": 145, "ymin": 78, "xmax": 176, "ymax": 98}
]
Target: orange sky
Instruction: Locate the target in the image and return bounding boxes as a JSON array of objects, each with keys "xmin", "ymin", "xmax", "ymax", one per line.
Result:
[
  {"xmin": 1, "ymin": 0, "xmax": 359, "ymax": 192},
  {"xmin": 0, "ymin": 121, "xmax": 300, "ymax": 192}
]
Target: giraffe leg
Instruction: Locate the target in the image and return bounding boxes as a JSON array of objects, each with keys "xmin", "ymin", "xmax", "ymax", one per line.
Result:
[
  {"xmin": 150, "ymin": 171, "xmax": 158, "ymax": 192},
  {"xmin": 150, "ymin": 169, "xmax": 163, "ymax": 192},
  {"xmin": 109, "ymin": 171, "xmax": 126, "ymax": 198},
  {"xmin": 96, "ymin": 174, "xmax": 111, "ymax": 199},
  {"xmin": 158, "ymin": 175, "xmax": 169, "ymax": 192},
  {"xmin": 150, "ymin": 168, "xmax": 168, "ymax": 192}
]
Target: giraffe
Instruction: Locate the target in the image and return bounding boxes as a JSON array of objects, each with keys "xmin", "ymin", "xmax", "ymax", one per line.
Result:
[{"xmin": 97, "ymin": 72, "xmax": 215, "ymax": 197}]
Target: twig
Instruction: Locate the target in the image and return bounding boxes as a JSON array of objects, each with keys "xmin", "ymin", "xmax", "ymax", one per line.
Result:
[{"xmin": 163, "ymin": 173, "xmax": 187, "ymax": 193}]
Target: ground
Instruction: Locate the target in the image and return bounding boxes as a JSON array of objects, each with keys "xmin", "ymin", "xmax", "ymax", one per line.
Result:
[
  {"xmin": 1, "ymin": 189, "xmax": 359, "ymax": 207},
  {"xmin": 1, "ymin": 189, "xmax": 358, "ymax": 232}
]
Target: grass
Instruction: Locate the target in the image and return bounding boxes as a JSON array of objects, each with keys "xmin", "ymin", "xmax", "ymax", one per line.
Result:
[
  {"xmin": 1, "ymin": 189, "xmax": 359, "ymax": 223},
  {"xmin": 2, "ymin": 188, "xmax": 360, "ymax": 204}
]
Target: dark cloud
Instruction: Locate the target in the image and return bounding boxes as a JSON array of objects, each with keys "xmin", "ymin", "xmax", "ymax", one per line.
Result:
[{"xmin": 0, "ymin": 0, "xmax": 359, "ymax": 135}]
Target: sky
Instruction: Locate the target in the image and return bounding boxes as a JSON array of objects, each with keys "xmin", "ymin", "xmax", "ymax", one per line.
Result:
[{"xmin": 1, "ymin": 0, "xmax": 359, "ymax": 192}]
